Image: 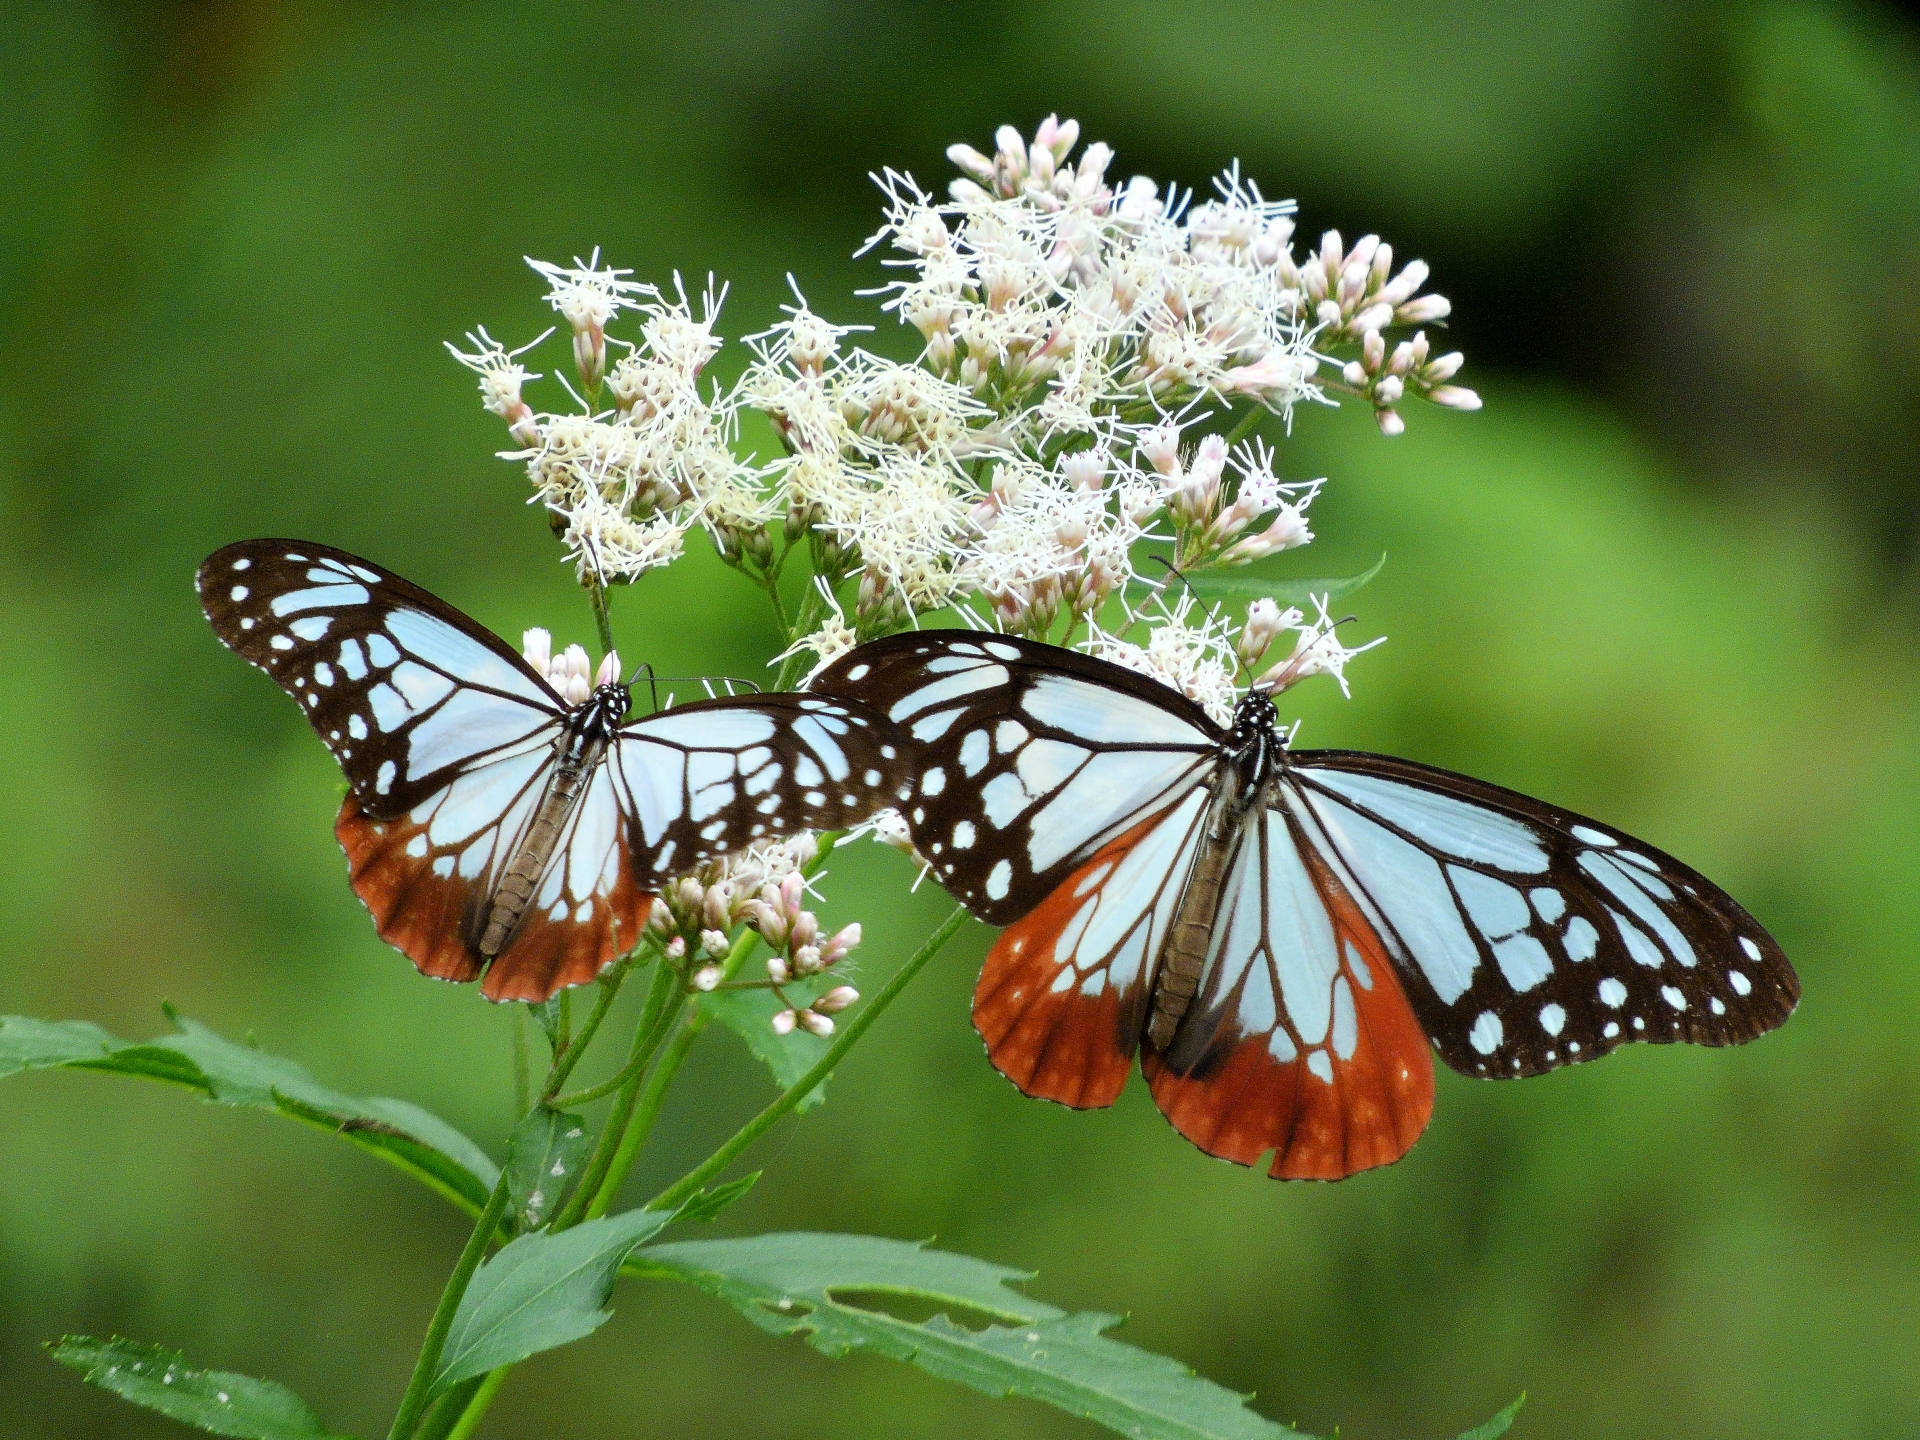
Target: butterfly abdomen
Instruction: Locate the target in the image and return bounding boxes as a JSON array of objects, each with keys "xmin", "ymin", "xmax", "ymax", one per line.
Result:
[
  {"xmin": 479, "ymin": 707, "xmax": 616, "ymax": 958},
  {"xmin": 1149, "ymin": 790, "xmax": 1245, "ymax": 1051}
]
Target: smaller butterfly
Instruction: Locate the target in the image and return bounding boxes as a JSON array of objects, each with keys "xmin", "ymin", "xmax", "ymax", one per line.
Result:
[
  {"xmin": 199, "ymin": 540, "xmax": 910, "ymax": 1002},
  {"xmin": 812, "ymin": 632, "xmax": 1799, "ymax": 1180}
]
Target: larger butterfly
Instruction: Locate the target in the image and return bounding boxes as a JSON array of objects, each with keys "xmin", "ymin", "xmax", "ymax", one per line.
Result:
[
  {"xmin": 199, "ymin": 540, "xmax": 909, "ymax": 1002},
  {"xmin": 811, "ymin": 632, "xmax": 1798, "ymax": 1180}
]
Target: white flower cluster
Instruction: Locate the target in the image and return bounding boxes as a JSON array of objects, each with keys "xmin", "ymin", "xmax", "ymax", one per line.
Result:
[
  {"xmin": 455, "ymin": 118, "xmax": 1483, "ymax": 1040},
  {"xmin": 450, "ymin": 256, "xmax": 769, "ymax": 585}
]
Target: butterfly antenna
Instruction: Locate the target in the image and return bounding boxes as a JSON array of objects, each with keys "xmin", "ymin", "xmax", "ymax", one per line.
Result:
[{"xmin": 1147, "ymin": 556, "xmax": 1199, "ymax": 602}]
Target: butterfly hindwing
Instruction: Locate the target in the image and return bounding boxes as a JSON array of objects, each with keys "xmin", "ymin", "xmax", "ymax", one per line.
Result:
[
  {"xmin": 811, "ymin": 632, "xmax": 1220, "ymax": 922},
  {"xmin": 974, "ymin": 792, "xmax": 1212, "ymax": 1109},
  {"xmin": 337, "ymin": 750, "xmax": 652, "ymax": 1001},
  {"xmin": 1144, "ymin": 804, "xmax": 1435, "ymax": 1179},
  {"xmin": 1287, "ymin": 753, "xmax": 1799, "ymax": 1079},
  {"xmin": 198, "ymin": 540, "xmax": 563, "ymax": 817}
]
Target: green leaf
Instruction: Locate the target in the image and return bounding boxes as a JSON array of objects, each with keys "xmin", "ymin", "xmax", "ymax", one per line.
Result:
[
  {"xmin": 1128, "ymin": 552, "xmax": 1387, "ymax": 609},
  {"xmin": 505, "ymin": 1106, "xmax": 592, "ymax": 1232},
  {"xmin": 700, "ymin": 977, "xmax": 834, "ymax": 1112},
  {"xmin": 0, "ymin": 1012, "xmax": 497, "ymax": 1213},
  {"xmin": 632, "ymin": 1232, "xmax": 1317, "ymax": 1440},
  {"xmin": 527, "ymin": 997, "xmax": 566, "ymax": 1049},
  {"xmin": 674, "ymin": 1171, "xmax": 761, "ymax": 1225},
  {"xmin": 430, "ymin": 1205, "xmax": 678, "ymax": 1396},
  {"xmin": 46, "ymin": 1335, "xmax": 352, "ymax": 1439},
  {"xmin": 1454, "ymin": 1395, "xmax": 1525, "ymax": 1440}
]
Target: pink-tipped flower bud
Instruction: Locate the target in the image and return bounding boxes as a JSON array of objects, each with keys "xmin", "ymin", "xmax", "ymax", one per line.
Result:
[
  {"xmin": 699, "ymin": 928, "xmax": 730, "ymax": 958},
  {"xmin": 788, "ymin": 910, "xmax": 819, "ymax": 954},
  {"xmin": 1428, "ymin": 385, "xmax": 1482, "ymax": 411},
  {"xmin": 1354, "ymin": 303, "xmax": 1394, "ymax": 334},
  {"xmin": 1373, "ymin": 375, "xmax": 1404, "ymax": 406},
  {"xmin": 1396, "ymin": 294, "xmax": 1452, "ymax": 324},
  {"xmin": 664, "ymin": 934, "xmax": 687, "ymax": 960},
  {"xmin": 950, "ymin": 177, "xmax": 991, "ymax": 205},
  {"xmin": 823, "ymin": 923, "xmax": 863, "ymax": 964},
  {"xmin": 1422, "ymin": 352, "xmax": 1466, "ymax": 384},
  {"xmin": 522, "ymin": 628, "xmax": 553, "ymax": 678},
  {"xmin": 1362, "ymin": 329, "xmax": 1386, "ymax": 374},
  {"xmin": 799, "ymin": 1008, "xmax": 836, "ymax": 1038},
  {"xmin": 947, "ymin": 143, "xmax": 996, "ymax": 185},
  {"xmin": 770, "ymin": 1009, "xmax": 798, "ymax": 1036},
  {"xmin": 766, "ymin": 956, "xmax": 790, "ymax": 985},
  {"xmin": 703, "ymin": 882, "xmax": 735, "ymax": 934},
  {"xmin": 1377, "ymin": 258, "xmax": 1430, "ymax": 308},
  {"xmin": 691, "ymin": 964, "xmax": 722, "ymax": 992},
  {"xmin": 814, "ymin": 985, "xmax": 859, "ymax": 1014},
  {"xmin": 1342, "ymin": 360, "xmax": 1367, "ymax": 388},
  {"xmin": 1319, "ymin": 229, "xmax": 1344, "ymax": 274},
  {"xmin": 1375, "ymin": 408, "xmax": 1407, "ymax": 437},
  {"xmin": 596, "ymin": 650, "xmax": 622, "ymax": 688},
  {"xmin": 1238, "ymin": 597, "xmax": 1293, "ymax": 667},
  {"xmin": 1139, "ymin": 423, "xmax": 1183, "ymax": 478}
]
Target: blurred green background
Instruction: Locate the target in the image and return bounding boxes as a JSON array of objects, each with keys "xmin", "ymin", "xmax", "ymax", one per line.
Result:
[{"xmin": 4, "ymin": 2, "xmax": 1918, "ymax": 1436}]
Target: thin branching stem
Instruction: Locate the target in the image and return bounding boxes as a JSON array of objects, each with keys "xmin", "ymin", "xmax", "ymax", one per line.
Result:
[
  {"xmin": 542, "ymin": 963, "xmax": 631, "ymax": 1101},
  {"xmin": 384, "ymin": 1169, "xmax": 513, "ymax": 1440},
  {"xmin": 646, "ymin": 904, "xmax": 970, "ymax": 1213},
  {"xmin": 550, "ymin": 963, "xmax": 683, "ymax": 1230}
]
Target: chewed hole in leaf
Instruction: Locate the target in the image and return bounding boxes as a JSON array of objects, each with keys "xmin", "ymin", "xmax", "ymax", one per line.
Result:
[{"xmin": 826, "ymin": 1287, "xmax": 1010, "ymax": 1332}]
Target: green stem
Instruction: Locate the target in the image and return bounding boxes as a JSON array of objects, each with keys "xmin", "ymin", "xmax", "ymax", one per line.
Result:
[
  {"xmin": 586, "ymin": 1018, "xmax": 700, "ymax": 1220},
  {"xmin": 510, "ymin": 1009, "xmax": 529, "ymax": 1120},
  {"xmin": 646, "ymin": 904, "xmax": 970, "ymax": 1213},
  {"xmin": 385, "ymin": 1170, "xmax": 513, "ymax": 1440},
  {"xmin": 550, "ymin": 964, "xmax": 686, "ymax": 1231},
  {"xmin": 546, "ymin": 980, "xmax": 683, "ymax": 1110},
  {"xmin": 542, "ymin": 964, "xmax": 629, "ymax": 1100},
  {"xmin": 1222, "ymin": 403, "xmax": 1266, "ymax": 447},
  {"xmin": 587, "ymin": 580, "xmax": 616, "ymax": 655},
  {"xmin": 441, "ymin": 1368, "xmax": 511, "ymax": 1440},
  {"xmin": 772, "ymin": 582, "xmax": 831, "ymax": 691}
]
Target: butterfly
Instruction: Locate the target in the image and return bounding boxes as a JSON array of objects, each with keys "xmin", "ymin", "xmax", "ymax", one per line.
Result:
[
  {"xmin": 811, "ymin": 631, "xmax": 1799, "ymax": 1180},
  {"xmin": 198, "ymin": 540, "xmax": 910, "ymax": 1003}
]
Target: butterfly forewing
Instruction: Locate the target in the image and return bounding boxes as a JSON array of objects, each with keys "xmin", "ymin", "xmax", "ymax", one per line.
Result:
[
  {"xmin": 198, "ymin": 540, "xmax": 563, "ymax": 816},
  {"xmin": 1287, "ymin": 753, "xmax": 1798, "ymax": 1079},
  {"xmin": 612, "ymin": 694, "xmax": 913, "ymax": 881},
  {"xmin": 811, "ymin": 633, "xmax": 1220, "ymax": 923}
]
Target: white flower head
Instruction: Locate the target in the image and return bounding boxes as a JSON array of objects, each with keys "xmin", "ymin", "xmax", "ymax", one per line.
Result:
[
  {"xmin": 1256, "ymin": 595, "xmax": 1385, "ymax": 698},
  {"xmin": 1085, "ymin": 590, "xmax": 1244, "ymax": 726}
]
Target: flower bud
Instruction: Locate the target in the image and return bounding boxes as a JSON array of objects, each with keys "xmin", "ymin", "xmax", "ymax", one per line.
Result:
[
  {"xmin": 522, "ymin": 628, "xmax": 553, "ymax": 677},
  {"xmin": 1362, "ymin": 329, "xmax": 1385, "ymax": 373},
  {"xmin": 691, "ymin": 964, "xmax": 722, "ymax": 992},
  {"xmin": 770, "ymin": 1008, "xmax": 798, "ymax": 1036},
  {"xmin": 1422, "ymin": 351, "xmax": 1466, "ymax": 383},
  {"xmin": 814, "ymin": 985, "xmax": 859, "ymax": 1014},
  {"xmin": 799, "ymin": 1008, "xmax": 836, "ymax": 1038},
  {"xmin": 1375, "ymin": 408, "xmax": 1406, "ymax": 437},
  {"xmin": 766, "ymin": 956, "xmax": 791, "ymax": 985},
  {"xmin": 792, "ymin": 944, "xmax": 823, "ymax": 975},
  {"xmin": 947, "ymin": 143, "xmax": 996, "ymax": 184},
  {"xmin": 1428, "ymin": 385, "xmax": 1482, "ymax": 411},
  {"xmin": 664, "ymin": 935, "xmax": 687, "ymax": 960},
  {"xmin": 596, "ymin": 650, "xmax": 622, "ymax": 687},
  {"xmin": 1238, "ymin": 597, "xmax": 1290, "ymax": 666},
  {"xmin": 1396, "ymin": 294, "xmax": 1452, "ymax": 324},
  {"xmin": 1373, "ymin": 374, "xmax": 1404, "ymax": 406},
  {"xmin": 788, "ymin": 910, "xmax": 819, "ymax": 953},
  {"xmin": 700, "ymin": 928, "xmax": 730, "ymax": 958}
]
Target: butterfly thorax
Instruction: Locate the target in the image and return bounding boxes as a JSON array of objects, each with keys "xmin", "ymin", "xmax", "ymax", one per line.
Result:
[
  {"xmin": 1147, "ymin": 690, "xmax": 1285, "ymax": 1051},
  {"xmin": 476, "ymin": 682, "xmax": 632, "ymax": 960}
]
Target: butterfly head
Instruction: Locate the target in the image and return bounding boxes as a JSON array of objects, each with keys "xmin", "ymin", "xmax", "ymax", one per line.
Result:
[
  {"xmin": 1229, "ymin": 687, "xmax": 1279, "ymax": 744},
  {"xmin": 572, "ymin": 680, "xmax": 631, "ymax": 736}
]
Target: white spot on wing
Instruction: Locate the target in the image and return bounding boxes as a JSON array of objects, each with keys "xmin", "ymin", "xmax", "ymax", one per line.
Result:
[
  {"xmin": 985, "ymin": 858, "xmax": 1012, "ymax": 901},
  {"xmin": 1469, "ymin": 1010, "xmax": 1503, "ymax": 1055}
]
